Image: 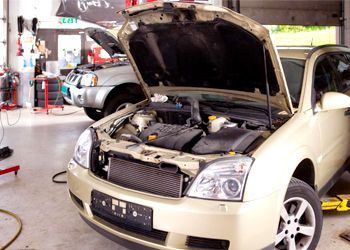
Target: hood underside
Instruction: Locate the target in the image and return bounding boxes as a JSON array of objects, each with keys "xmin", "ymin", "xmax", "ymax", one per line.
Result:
[
  {"xmin": 118, "ymin": 2, "xmax": 293, "ymax": 114},
  {"xmin": 86, "ymin": 28, "xmax": 124, "ymax": 57},
  {"xmin": 129, "ymin": 19, "xmax": 279, "ymax": 95}
]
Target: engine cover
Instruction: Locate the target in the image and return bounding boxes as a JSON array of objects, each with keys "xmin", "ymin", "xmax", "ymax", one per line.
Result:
[
  {"xmin": 192, "ymin": 127, "xmax": 262, "ymax": 154},
  {"xmin": 139, "ymin": 123, "xmax": 203, "ymax": 152}
]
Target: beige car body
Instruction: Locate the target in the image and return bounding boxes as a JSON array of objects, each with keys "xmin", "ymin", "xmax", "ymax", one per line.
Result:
[{"xmin": 67, "ymin": 2, "xmax": 350, "ymax": 250}]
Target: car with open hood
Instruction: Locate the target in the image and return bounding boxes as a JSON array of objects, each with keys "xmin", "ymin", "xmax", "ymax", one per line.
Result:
[
  {"xmin": 67, "ymin": 2, "xmax": 350, "ymax": 249},
  {"xmin": 61, "ymin": 28, "xmax": 144, "ymax": 120}
]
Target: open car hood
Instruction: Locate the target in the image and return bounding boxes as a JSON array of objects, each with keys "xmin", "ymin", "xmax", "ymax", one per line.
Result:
[
  {"xmin": 85, "ymin": 28, "xmax": 124, "ymax": 58},
  {"xmin": 117, "ymin": 2, "xmax": 293, "ymax": 114}
]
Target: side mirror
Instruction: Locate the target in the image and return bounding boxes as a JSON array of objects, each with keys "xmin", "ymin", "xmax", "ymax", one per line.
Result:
[{"xmin": 319, "ymin": 92, "xmax": 350, "ymax": 111}]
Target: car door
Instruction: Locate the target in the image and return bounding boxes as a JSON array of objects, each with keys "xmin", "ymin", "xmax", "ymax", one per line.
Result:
[{"xmin": 313, "ymin": 54, "xmax": 350, "ymax": 189}]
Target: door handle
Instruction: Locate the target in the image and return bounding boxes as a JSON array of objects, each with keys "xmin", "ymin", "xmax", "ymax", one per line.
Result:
[{"xmin": 345, "ymin": 109, "xmax": 350, "ymax": 116}]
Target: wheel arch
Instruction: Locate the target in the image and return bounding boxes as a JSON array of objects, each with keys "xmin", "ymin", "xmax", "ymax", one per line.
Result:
[
  {"xmin": 102, "ymin": 82, "xmax": 144, "ymax": 110},
  {"xmin": 292, "ymin": 159, "xmax": 316, "ymax": 190}
]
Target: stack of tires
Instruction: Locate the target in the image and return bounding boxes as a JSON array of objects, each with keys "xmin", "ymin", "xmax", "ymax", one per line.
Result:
[
  {"xmin": 35, "ymin": 78, "xmax": 64, "ymax": 107},
  {"xmin": 0, "ymin": 74, "xmax": 11, "ymax": 102}
]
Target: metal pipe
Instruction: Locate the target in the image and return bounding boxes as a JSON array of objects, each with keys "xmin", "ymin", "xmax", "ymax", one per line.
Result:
[
  {"xmin": 5, "ymin": 0, "xmax": 9, "ymax": 66},
  {"xmin": 236, "ymin": 0, "xmax": 240, "ymax": 13}
]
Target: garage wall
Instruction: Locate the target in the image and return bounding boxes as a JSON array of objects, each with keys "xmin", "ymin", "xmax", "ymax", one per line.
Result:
[
  {"xmin": 344, "ymin": 0, "xmax": 350, "ymax": 47},
  {"xmin": 7, "ymin": 0, "xmax": 99, "ymax": 106},
  {"xmin": 236, "ymin": 0, "xmax": 342, "ymax": 25}
]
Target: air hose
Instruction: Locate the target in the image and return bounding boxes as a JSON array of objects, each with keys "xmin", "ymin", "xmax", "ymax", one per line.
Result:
[{"xmin": 0, "ymin": 208, "xmax": 22, "ymax": 249}]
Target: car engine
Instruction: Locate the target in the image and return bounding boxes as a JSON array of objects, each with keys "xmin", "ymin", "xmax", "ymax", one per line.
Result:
[{"xmin": 107, "ymin": 96, "xmax": 271, "ymax": 155}]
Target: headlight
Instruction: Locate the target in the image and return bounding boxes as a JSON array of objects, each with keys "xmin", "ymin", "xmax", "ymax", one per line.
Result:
[
  {"xmin": 81, "ymin": 73, "xmax": 98, "ymax": 87},
  {"xmin": 187, "ymin": 157, "xmax": 254, "ymax": 201},
  {"xmin": 73, "ymin": 129, "xmax": 93, "ymax": 168}
]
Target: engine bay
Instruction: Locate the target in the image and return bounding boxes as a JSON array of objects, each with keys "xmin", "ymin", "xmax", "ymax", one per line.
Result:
[{"xmin": 103, "ymin": 95, "xmax": 289, "ymax": 156}]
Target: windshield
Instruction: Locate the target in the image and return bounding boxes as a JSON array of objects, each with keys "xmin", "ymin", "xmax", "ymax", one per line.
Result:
[{"xmin": 280, "ymin": 58, "xmax": 305, "ymax": 106}]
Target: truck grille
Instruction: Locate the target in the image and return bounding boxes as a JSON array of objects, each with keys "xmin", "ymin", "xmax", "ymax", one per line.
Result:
[
  {"xmin": 107, "ymin": 157, "xmax": 184, "ymax": 198},
  {"xmin": 65, "ymin": 73, "xmax": 82, "ymax": 86}
]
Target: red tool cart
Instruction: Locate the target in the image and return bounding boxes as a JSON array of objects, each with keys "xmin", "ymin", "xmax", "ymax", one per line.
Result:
[{"xmin": 32, "ymin": 76, "xmax": 64, "ymax": 114}]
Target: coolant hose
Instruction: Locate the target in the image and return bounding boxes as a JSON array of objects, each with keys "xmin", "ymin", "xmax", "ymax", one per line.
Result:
[{"xmin": 181, "ymin": 96, "xmax": 202, "ymax": 124}]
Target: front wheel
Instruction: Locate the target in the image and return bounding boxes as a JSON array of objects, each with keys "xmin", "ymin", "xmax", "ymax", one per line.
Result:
[
  {"xmin": 275, "ymin": 178, "xmax": 322, "ymax": 250},
  {"xmin": 103, "ymin": 93, "xmax": 143, "ymax": 117},
  {"xmin": 83, "ymin": 107, "xmax": 104, "ymax": 121}
]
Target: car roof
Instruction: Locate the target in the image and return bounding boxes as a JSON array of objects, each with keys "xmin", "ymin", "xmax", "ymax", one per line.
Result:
[{"xmin": 277, "ymin": 47, "xmax": 313, "ymax": 60}]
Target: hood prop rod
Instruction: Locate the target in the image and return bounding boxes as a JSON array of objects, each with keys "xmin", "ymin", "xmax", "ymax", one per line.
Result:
[{"xmin": 262, "ymin": 45, "xmax": 273, "ymax": 130}]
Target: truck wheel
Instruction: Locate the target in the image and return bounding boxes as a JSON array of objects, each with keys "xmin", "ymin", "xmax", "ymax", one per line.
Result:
[
  {"xmin": 84, "ymin": 107, "xmax": 104, "ymax": 121},
  {"xmin": 275, "ymin": 178, "xmax": 322, "ymax": 250},
  {"xmin": 103, "ymin": 94, "xmax": 143, "ymax": 117}
]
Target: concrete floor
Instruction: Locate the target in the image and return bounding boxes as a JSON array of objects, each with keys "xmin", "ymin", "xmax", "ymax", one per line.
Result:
[{"xmin": 0, "ymin": 106, "xmax": 350, "ymax": 250}]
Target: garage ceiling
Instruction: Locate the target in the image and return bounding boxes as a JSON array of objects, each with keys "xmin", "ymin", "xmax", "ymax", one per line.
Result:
[{"xmin": 233, "ymin": 0, "xmax": 342, "ymax": 26}]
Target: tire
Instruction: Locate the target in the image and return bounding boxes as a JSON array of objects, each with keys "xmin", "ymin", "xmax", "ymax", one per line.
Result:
[
  {"xmin": 275, "ymin": 178, "xmax": 322, "ymax": 250},
  {"xmin": 37, "ymin": 92, "xmax": 61, "ymax": 100},
  {"xmin": 38, "ymin": 99, "xmax": 64, "ymax": 107},
  {"xmin": 36, "ymin": 84, "xmax": 60, "ymax": 92},
  {"xmin": 103, "ymin": 93, "xmax": 144, "ymax": 117},
  {"xmin": 84, "ymin": 107, "xmax": 104, "ymax": 121}
]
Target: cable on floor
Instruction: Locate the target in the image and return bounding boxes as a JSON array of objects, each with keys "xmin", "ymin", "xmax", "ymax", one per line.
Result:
[
  {"xmin": 0, "ymin": 208, "xmax": 22, "ymax": 250},
  {"xmin": 50, "ymin": 108, "xmax": 83, "ymax": 116},
  {"xmin": 0, "ymin": 108, "xmax": 22, "ymax": 146},
  {"xmin": 52, "ymin": 170, "xmax": 67, "ymax": 184},
  {"xmin": 3, "ymin": 109, "xmax": 22, "ymax": 126}
]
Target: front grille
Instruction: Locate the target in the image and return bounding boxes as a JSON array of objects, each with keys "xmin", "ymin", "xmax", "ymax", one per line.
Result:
[
  {"xmin": 186, "ymin": 236, "xmax": 230, "ymax": 250},
  {"xmin": 65, "ymin": 73, "xmax": 82, "ymax": 86},
  {"xmin": 108, "ymin": 157, "xmax": 183, "ymax": 198},
  {"xmin": 91, "ymin": 207, "xmax": 168, "ymax": 242}
]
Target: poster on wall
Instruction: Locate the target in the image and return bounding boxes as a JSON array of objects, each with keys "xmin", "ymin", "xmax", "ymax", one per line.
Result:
[{"xmin": 56, "ymin": 0, "xmax": 127, "ymax": 27}]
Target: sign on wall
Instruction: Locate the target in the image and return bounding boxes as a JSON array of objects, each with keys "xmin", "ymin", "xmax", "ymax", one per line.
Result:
[{"xmin": 56, "ymin": 0, "xmax": 126, "ymax": 27}]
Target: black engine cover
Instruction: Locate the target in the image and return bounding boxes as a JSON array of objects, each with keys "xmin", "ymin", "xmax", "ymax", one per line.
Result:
[
  {"xmin": 139, "ymin": 123, "xmax": 203, "ymax": 152},
  {"xmin": 192, "ymin": 127, "xmax": 262, "ymax": 154}
]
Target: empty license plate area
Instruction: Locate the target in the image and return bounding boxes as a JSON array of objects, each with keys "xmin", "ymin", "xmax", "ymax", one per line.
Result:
[{"xmin": 91, "ymin": 190, "xmax": 153, "ymax": 231}]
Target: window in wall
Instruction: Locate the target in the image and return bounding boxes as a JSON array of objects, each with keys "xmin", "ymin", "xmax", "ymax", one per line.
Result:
[{"xmin": 58, "ymin": 35, "xmax": 81, "ymax": 69}]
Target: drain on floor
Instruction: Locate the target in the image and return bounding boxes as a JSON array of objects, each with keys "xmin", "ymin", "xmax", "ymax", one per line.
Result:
[{"xmin": 340, "ymin": 231, "xmax": 350, "ymax": 242}]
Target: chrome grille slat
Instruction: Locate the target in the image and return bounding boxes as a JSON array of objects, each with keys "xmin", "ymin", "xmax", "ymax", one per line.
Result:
[{"xmin": 108, "ymin": 157, "xmax": 183, "ymax": 198}]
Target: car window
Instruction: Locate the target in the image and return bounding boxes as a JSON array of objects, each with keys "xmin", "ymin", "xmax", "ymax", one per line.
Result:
[
  {"xmin": 313, "ymin": 57, "xmax": 340, "ymax": 102},
  {"xmin": 328, "ymin": 54, "xmax": 350, "ymax": 92},
  {"xmin": 280, "ymin": 58, "xmax": 305, "ymax": 106}
]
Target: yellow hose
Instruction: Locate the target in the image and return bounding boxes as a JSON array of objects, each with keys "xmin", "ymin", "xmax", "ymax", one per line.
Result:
[{"xmin": 0, "ymin": 209, "xmax": 22, "ymax": 250}]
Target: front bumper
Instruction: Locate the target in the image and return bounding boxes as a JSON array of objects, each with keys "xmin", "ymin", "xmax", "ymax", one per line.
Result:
[
  {"xmin": 61, "ymin": 82, "xmax": 101, "ymax": 109},
  {"xmin": 67, "ymin": 160, "xmax": 279, "ymax": 250}
]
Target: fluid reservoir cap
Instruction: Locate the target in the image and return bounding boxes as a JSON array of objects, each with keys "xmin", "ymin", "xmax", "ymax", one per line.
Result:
[
  {"xmin": 148, "ymin": 134, "xmax": 157, "ymax": 141},
  {"xmin": 228, "ymin": 151, "xmax": 236, "ymax": 155},
  {"xmin": 208, "ymin": 115, "xmax": 217, "ymax": 121}
]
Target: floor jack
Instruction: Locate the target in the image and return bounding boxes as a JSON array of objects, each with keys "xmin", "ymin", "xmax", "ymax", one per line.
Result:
[
  {"xmin": 321, "ymin": 195, "xmax": 350, "ymax": 212},
  {"xmin": 0, "ymin": 165, "xmax": 20, "ymax": 176}
]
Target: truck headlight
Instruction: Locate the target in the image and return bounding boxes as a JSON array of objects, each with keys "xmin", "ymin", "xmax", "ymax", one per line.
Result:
[
  {"xmin": 81, "ymin": 73, "xmax": 98, "ymax": 87},
  {"xmin": 187, "ymin": 157, "xmax": 254, "ymax": 201},
  {"xmin": 73, "ymin": 129, "xmax": 93, "ymax": 168}
]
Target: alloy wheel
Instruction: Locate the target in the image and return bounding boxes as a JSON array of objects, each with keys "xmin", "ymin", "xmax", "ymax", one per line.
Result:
[{"xmin": 275, "ymin": 197, "xmax": 316, "ymax": 250}]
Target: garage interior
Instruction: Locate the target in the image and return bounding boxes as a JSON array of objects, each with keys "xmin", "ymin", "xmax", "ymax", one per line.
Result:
[{"xmin": 1, "ymin": 0, "xmax": 350, "ymax": 249}]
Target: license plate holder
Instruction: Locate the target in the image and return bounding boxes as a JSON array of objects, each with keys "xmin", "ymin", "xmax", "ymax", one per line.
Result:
[
  {"xmin": 61, "ymin": 85, "xmax": 69, "ymax": 95},
  {"xmin": 91, "ymin": 190, "xmax": 153, "ymax": 231}
]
